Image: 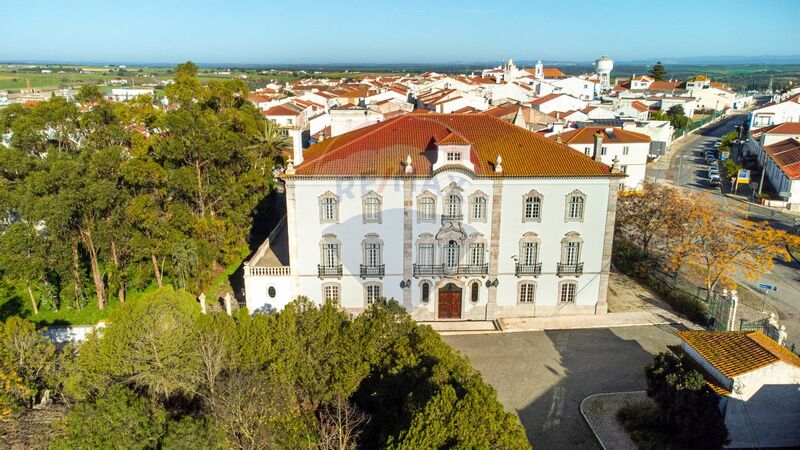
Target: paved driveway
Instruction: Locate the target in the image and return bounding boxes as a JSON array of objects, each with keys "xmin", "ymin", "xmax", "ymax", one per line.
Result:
[{"xmin": 443, "ymin": 325, "xmax": 683, "ymax": 449}]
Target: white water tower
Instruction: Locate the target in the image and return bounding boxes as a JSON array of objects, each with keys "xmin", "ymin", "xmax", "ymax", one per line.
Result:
[{"xmin": 594, "ymin": 55, "xmax": 614, "ymax": 92}]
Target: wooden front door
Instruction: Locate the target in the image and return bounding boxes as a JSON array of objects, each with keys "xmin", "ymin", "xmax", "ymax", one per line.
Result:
[{"xmin": 438, "ymin": 283, "xmax": 462, "ymax": 319}]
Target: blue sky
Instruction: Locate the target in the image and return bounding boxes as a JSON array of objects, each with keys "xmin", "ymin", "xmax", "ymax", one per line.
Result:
[{"xmin": 1, "ymin": 0, "xmax": 798, "ymax": 64}]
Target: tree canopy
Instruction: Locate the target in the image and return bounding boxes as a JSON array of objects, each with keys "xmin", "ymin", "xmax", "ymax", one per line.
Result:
[
  {"xmin": 0, "ymin": 62, "xmax": 285, "ymax": 315},
  {"xmin": 648, "ymin": 61, "xmax": 667, "ymax": 81},
  {"xmin": 5, "ymin": 291, "xmax": 531, "ymax": 449}
]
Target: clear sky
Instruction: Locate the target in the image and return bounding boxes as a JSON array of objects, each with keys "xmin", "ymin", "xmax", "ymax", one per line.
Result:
[{"xmin": 2, "ymin": 0, "xmax": 798, "ymax": 64}]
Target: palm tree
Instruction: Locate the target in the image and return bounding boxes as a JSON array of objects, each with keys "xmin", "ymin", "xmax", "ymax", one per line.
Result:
[{"xmin": 252, "ymin": 119, "xmax": 290, "ymax": 171}]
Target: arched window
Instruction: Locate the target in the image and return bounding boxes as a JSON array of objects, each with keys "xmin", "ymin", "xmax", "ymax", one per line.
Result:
[
  {"xmin": 445, "ymin": 194, "xmax": 462, "ymax": 218},
  {"xmin": 565, "ymin": 190, "xmax": 586, "ymax": 222},
  {"xmin": 417, "ymin": 192, "xmax": 436, "ymax": 222},
  {"xmin": 421, "ymin": 281, "xmax": 431, "ymax": 304},
  {"xmin": 362, "ymin": 191, "xmax": 382, "ymax": 223},
  {"xmin": 444, "ymin": 240, "xmax": 460, "ymax": 268},
  {"xmin": 319, "ymin": 234, "xmax": 342, "ymax": 278},
  {"xmin": 518, "ymin": 282, "xmax": 536, "ymax": 303},
  {"xmin": 319, "ymin": 191, "xmax": 339, "ymax": 223},
  {"xmin": 561, "ymin": 232, "xmax": 583, "ymax": 265},
  {"xmin": 523, "ymin": 190, "xmax": 542, "ymax": 222},
  {"xmin": 559, "ymin": 281, "xmax": 577, "ymax": 303},
  {"xmin": 470, "ymin": 281, "xmax": 480, "ymax": 303}
]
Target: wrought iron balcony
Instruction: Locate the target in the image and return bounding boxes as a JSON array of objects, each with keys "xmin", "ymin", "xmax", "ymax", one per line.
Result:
[
  {"xmin": 441, "ymin": 213, "xmax": 463, "ymax": 223},
  {"xmin": 412, "ymin": 263, "xmax": 488, "ymax": 277},
  {"xmin": 318, "ymin": 264, "xmax": 343, "ymax": 278},
  {"xmin": 360, "ymin": 264, "xmax": 385, "ymax": 279},
  {"xmin": 515, "ymin": 262, "xmax": 542, "ymax": 277},
  {"xmin": 556, "ymin": 262, "xmax": 583, "ymax": 277}
]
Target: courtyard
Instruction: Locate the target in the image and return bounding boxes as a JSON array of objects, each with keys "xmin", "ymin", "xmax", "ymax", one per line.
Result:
[{"xmin": 444, "ymin": 325, "xmax": 684, "ymax": 449}]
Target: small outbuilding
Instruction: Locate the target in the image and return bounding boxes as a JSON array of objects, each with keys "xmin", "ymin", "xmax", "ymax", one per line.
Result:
[{"xmin": 677, "ymin": 330, "xmax": 800, "ymax": 448}]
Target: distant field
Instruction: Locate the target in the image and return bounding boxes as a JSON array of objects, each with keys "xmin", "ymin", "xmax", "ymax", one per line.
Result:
[
  {"xmin": 2, "ymin": 62, "xmax": 798, "ymax": 93},
  {"xmin": 0, "ymin": 63, "xmax": 405, "ymax": 92}
]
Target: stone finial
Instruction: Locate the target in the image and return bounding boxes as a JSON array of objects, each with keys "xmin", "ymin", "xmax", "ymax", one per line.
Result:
[
  {"xmin": 730, "ymin": 289, "xmax": 738, "ymax": 301},
  {"xmin": 405, "ymin": 154, "xmax": 413, "ymax": 174},
  {"xmin": 495, "ymin": 155, "xmax": 503, "ymax": 173},
  {"xmin": 198, "ymin": 293, "xmax": 207, "ymax": 314},
  {"xmin": 285, "ymin": 159, "xmax": 295, "ymax": 175}
]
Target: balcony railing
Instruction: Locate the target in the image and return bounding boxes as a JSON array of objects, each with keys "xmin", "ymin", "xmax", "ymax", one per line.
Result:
[
  {"xmin": 318, "ymin": 264, "xmax": 343, "ymax": 278},
  {"xmin": 360, "ymin": 264, "xmax": 385, "ymax": 279},
  {"xmin": 412, "ymin": 264, "xmax": 488, "ymax": 277},
  {"xmin": 441, "ymin": 213, "xmax": 463, "ymax": 223},
  {"xmin": 515, "ymin": 262, "xmax": 542, "ymax": 277},
  {"xmin": 556, "ymin": 262, "xmax": 583, "ymax": 277}
]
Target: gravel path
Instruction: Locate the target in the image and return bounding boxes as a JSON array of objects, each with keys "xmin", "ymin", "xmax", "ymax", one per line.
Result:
[{"xmin": 580, "ymin": 391, "xmax": 651, "ymax": 450}]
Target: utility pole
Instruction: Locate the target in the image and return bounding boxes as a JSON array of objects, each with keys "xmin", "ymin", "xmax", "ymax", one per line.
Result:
[
  {"xmin": 676, "ymin": 156, "xmax": 683, "ymax": 187},
  {"xmin": 758, "ymin": 165, "xmax": 766, "ymax": 197}
]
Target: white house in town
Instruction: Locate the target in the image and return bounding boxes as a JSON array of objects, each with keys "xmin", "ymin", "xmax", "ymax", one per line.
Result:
[
  {"xmin": 749, "ymin": 94, "xmax": 800, "ymax": 129},
  {"xmin": 531, "ymin": 93, "xmax": 588, "ymax": 115},
  {"xmin": 243, "ymin": 112, "xmax": 623, "ymax": 321},
  {"xmin": 553, "ymin": 126, "xmax": 650, "ymax": 189},
  {"xmin": 761, "ymin": 138, "xmax": 800, "ymax": 209},
  {"xmin": 677, "ymin": 330, "xmax": 800, "ymax": 448},
  {"xmin": 109, "ymin": 88, "xmax": 154, "ymax": 102}
]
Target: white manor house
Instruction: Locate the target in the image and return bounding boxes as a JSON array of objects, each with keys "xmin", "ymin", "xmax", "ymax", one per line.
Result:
[{"xmin": 244, "ymin": 112, "xmax": 623, "ymax": 320}]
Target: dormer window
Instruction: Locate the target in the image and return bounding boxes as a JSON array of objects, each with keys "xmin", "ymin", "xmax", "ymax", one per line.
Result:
[
  {"xmin": 447, "ymin": 151, "xmax": 461, "ymax": 161},
  {"xmin": 432, "ymin": 131, "xmax": 475, "ymax": 172}
]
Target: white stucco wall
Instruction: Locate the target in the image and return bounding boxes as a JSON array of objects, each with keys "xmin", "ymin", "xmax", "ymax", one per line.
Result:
[{"xmin": 269, "ymin": 170, "xmax": 611, "ymax": 318}]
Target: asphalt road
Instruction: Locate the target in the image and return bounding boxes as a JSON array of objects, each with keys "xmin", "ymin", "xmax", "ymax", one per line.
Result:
[
  {"xmin": 646, "ymin": 115, "xmax": 800, "ymax": 349},
  {"xmin": 444, "ymin": 326, "xmax": 683, "ymax": 450}
]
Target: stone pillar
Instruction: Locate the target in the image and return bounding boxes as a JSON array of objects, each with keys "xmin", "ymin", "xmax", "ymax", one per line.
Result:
[
  {"xmin": 777, "ymin": 325, "xmax": 788, "ymax": 346},
  {"xmin": 402, "ymin": 179, "xmax": 413, "ymax": 311},
  {"xmin": 486, "ymin": 179, "xmax": 503, "ymax": 320},
  {"xmin": 285, "ymin": 178, "xmax": 300, "ymax": 294},
  {"xmin": 595, "ymin": 177, "xmax": 620, "ymax": 314},
  {"xmin": 726, "ymin": 290, "xmax": 739, "ymax": 331},
  {"xmin": 224, "ymin": 293, "xmax": 233, "ymax": 316},
  {"xmin": 198, "ymin": 293, "xmax": 207, "ymax": 314}
]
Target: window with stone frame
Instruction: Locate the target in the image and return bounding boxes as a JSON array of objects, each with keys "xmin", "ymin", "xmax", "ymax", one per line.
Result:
[
  {"xmin": 416, "ymin": 234, "xmax": 435, "ymax": 266},
  {"xmin": 320, "ymin": 234, "xmax": 341, "ymax": 268},
  {"xmin": 322, "ymin": 283, "xmax": 340, "ymax": 304},
  {"xmin": 519, "ymin": 232, "xmax": 540, "ymax": 266},
  {"xmin": 417, "ymin": 192, "xmax": 436, "ymax": 222},
  {"xmin": 319, "ymin": 192, "xmax": 339, "ymax": 223},
  {"xmin": 560, "ymin": 232, "xmax": 583, "ymax": 266},
  {"xmin": 470, "ymin": 281, "xmax": 480, "ymax": 303},
  {"xmin": 362, "ymin": 191, "xmax": 382, "ymax": 223},
  {"xmin": 522, "ymin": 190, "xmax": 543, "ymax": 222},
  {"xmin": 469, "ymin": 191, "xmax": 488, "ymax": 222},
  {"xmin": 365, "ymin": 283, "xmax": 382, "ymax": 305},
  {"xmin": 559, "ymin": 281, "xmax": 577, "ymax": 302},
  {"xmin": 420, "ymin": 281, "xmax": 431, "ymax": 304},
  {"xmin": 468, "ymin": 242, "xmax": 485, "ymax": 266},
  {"xmin": 362, "ymin": 233, "xmax": 383, "ymax": 267},
  {"xmin": 518, "ymin": 282, "xmax": 536, "ymax": 303},
  {"xmin": 565, "ymin": 190, "xmax": 586, "ymax": 222}
]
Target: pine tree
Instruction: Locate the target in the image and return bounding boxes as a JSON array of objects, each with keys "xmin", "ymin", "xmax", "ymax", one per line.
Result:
[{"xmin": 648, "ymin": 61, "xmax": 667, "ymax": 81}]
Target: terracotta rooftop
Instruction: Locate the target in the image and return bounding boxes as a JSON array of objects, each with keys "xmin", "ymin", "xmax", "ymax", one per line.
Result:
[
  {"xmin": 764, "ymin": 138, "xmax": 800, "ymax": 180},
  {"xmin": 291, "ymin": 113, "xmax": 619, "ymax": 178},
  {"xmin": 677, "ymin": 330, "xmax": 800, "ymax": 378},
  {"xmin": 631, "ymin": 101, "xmax": 649, "ymax": 112},
  {"xmin": 531, "ymin": 93, "xmax": 564, "ymax": 106},
  {"xmin": 262, "ymin": 103, "xmax": 301, "ymax": 116},
  {"xmin": 553, "ymin": 126, "xmax": 651, "ymax": 144},
  {"xmin": 763, "ymin": 122, "xmax": 800, "ymax": 135}
]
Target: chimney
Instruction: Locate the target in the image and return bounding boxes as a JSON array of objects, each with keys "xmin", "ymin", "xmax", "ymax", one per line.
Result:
[
  {"xmin": 552, "ymin": 121, "xmax": 565, "ymax": 134},
  {"xmin": 593, "ymin": 132, "xmax": 603, "ymax": 161},
  {"xmin": 289, "ymin": 128, "xmax": 304, "ymax": 166}
]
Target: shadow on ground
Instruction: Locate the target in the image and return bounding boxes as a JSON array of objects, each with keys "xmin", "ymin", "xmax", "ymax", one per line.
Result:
[{"xmin": 444, "ymin": 326, "xmax": 684, "ymax": 450}]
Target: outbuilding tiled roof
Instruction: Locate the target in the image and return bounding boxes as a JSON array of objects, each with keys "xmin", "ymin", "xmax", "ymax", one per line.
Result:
[
  {"xmin": 764, "ymin": 138, "xmax": 800, "ymax": 180},
  {"xmin": 677, "ymin": 330, "xmax": 800, "ymax": 378},
  {"xmin": 290, "ymin": 113, "xmax": 618, "ymax": 178}
]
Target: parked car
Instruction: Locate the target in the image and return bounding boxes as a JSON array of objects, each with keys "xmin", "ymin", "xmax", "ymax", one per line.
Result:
[{"xmin": 708, "ymin": 174, "xmax": 721, "ymax": 186}]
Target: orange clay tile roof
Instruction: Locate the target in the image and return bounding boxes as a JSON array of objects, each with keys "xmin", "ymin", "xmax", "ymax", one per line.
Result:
[
  {"xmin": 437, "ymin": 131, "xmax": 471, "ymax": 145},
  {"xmin": 631, "ymin": 101, "xmax": 649, "ymax": 112},
  {"xmin": 291, "ymin": 113, "xmax": 618, "ymax": 178},
  {"xmin": 482, "ymin": 104, "xmax": 520, "ymax": 120},
  {"xmin": 530, "ymin": 93, "xmax": 564, "ymax": 106},
  {"xmin": 763, "ymin": 122, "xmax": 800, "ymax": 135},
  {"xmin": 554, "ymin": 126, "xmax": 651, "ymax": 144},
  {"xmin": 677, "ymin": 330, "xmax": 800, "ymax": 378},
  {"xmin": 261, "ymin": 103, "xmax": 301, "ymax": 116},
  {"xmin": 764, "ymin": 138, "xmax": 800, "ymax": 180}
]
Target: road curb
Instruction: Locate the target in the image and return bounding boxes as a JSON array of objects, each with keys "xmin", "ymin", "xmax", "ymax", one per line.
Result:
[{"xmin": 580, "ymin": 391, "xmax": 648, "ymax": 450}]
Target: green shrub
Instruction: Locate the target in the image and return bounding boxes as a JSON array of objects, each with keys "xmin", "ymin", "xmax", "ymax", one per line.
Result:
[{"xmin": 617, "ymin": 401, "xmax": 672, "ymax": 450}]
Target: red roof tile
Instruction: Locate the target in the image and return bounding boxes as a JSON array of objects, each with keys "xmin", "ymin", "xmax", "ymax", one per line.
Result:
[
  {"xmin": 553, "ymin": 126, "xmax": 651, "ymax": 144},
  {"xmin": 262, "ymin": 103, "xmax": 301, "ymax": 116},
  {"xmin": 291, "ymin": 113, "xmax": 618, "ymax": 178},
  {"xmin": 764, "ymin": 138, "xmax": 800, "ymax": 180},
  {"xmin": 678, "ymin": 330, "xmax": 800, "ymax": 377}
]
